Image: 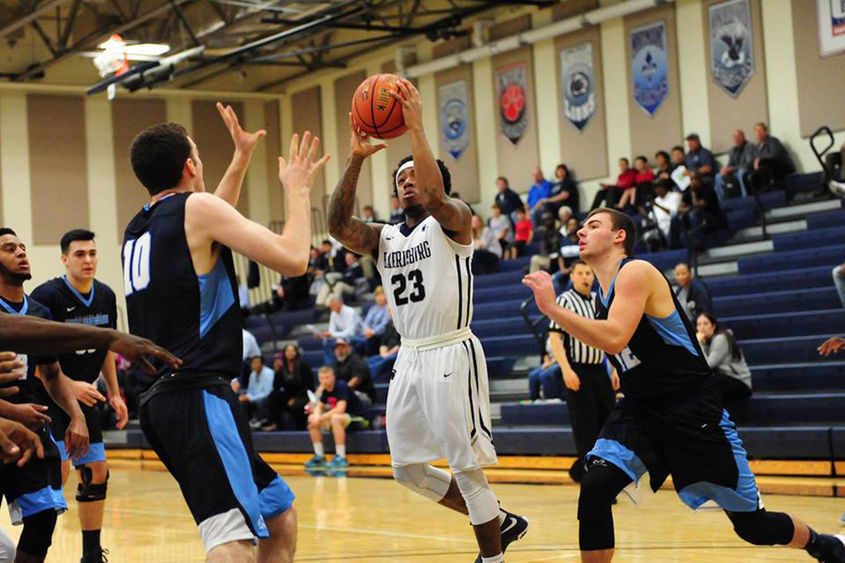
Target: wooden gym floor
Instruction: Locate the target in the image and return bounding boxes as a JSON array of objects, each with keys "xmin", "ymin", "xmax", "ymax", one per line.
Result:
[{"xmin": 1, "ymin": 460, "xmax": 842, "ymax": 562}]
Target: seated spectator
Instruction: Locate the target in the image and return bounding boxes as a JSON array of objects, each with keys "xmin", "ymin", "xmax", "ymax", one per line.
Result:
[
  {"xmin": 673, "ymin": 262, "xmax": 713, "ymax": 321},
  {"xmin": 529, "ymin": 211, "xmax": 561, "ymax": 274},
  {"xmin": 591, "ymin": 158, "xmax": 636, "ymax": 210},
  {"xmin": 318, "ymin": 296, "xmax": 363, "ymax": 363},
  {"xmin": 527, "ymin": 350, "xmax": 562, "ymax": 402},
  {"xmin": 388, "ymin": 195, "xmax": 404, "ymax": 225},
  {"xmin": 715, "ymin": 128, "xmax": 756, "ymax": 202},
  {"xmin": 527, "ymin": 167, "xmax": 553, "ymax": 226},
  {"xmin": 309, "ymin": 240, "xmax": 333, "ymax": 298},
  {"xmin": 646, "ymin": 179, "xmax": 682, "ymax": 248},
  {"xmin": 510, "ymin": 207, "xmax": 534, "ymax": 259},
  {"xmin": 305, "ymin": 366, "xmax": 365, "ymax": 470},
  {"xmin": 654, "ymin": 150, "xmax": 673, "ymax": 181},
  {"xmin": 358, "ymin": 287, "xmax": 390, "ymax": 356},
  {"xmin": 670, "ymin": 173, "xmax": 723, "ymax": 249},
  {"xmin": 471, "ymin": 214, "xmax": 502, "ymax": 275},
  {"xmin": 670, "ymin": 145, "xmax": 686, "ymax": 170},
  {"xmin": 749, "ymin": 122, "xmax": 795, "ymax": 193},
  {"xmin": 546, "ymin": 164, "xmax": 579, "ymax": 215},
  {"xmin": 495, "ymin": 176, "xmax": 524, "ymax": 225},
  {"xmin": 242, "ymin": 326, "xmax": 261, "ymax": 383},
  {"xmin": 238, "ymin": 275, "xmax": 250, "ymax": 316},
  {"xmin": 683, "ymin": 133, "xmax": 717, "ymax": 183},
  {"xmin": 556, "ymin": 217, "xmax": 581, "ymax": 282},
  {"xmin": 234, "ymin": 355, "xmax": 274, "ymax": 428},
  {"xmin": 368, "ymin": 311, "xmax": 400, "ymax": 383},
  {"xmin": 696, "ymin": 313, "xmax": 752, "ymax": 402},
  {"xmin": 263, "ymin": 345, "xmax": 314, "ymax": 431},
  {"xmin": 316, "ymin": 251, "xmax": 365, "ymax": 308},
  {"xmin": 332, "ymin": 337, "xmax": 376, "ymax": 408},
  {"xmin": 361, "ymin": 205, "xmax": 378, "ymax": 223},
  {"xmin": 558, "ymin": 206, "xmax": 574, "ymax": 235},
  {"xmin": 821, "ymin": 143, "xmax": 845, "ymax": 194},
  {"xmin": 618, "ymin": 155, "xmax": 654, "ymax": 210},
  {"xmin": 488, "ymin": 204, "xmax": 513, "ymax": 260}
]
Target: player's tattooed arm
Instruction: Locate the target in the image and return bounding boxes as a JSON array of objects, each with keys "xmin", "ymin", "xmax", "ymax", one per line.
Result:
[{"xmin": 328, "ymin": 153, "xmax": 383, "ymax": 256}]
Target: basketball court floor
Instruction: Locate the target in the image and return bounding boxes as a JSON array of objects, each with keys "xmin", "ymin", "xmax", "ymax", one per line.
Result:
[{"xmin": 1, "ymin": 463, "xmax": 841, "ymax": 562}]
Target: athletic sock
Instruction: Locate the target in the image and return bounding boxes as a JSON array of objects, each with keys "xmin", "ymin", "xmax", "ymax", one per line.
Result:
[
  {"xmin": 313, "ymin": 443, "xmax": 325, "ymax": 457},
  {"xmin": 82, "ymin": 529, "xmax": 101, "ymax": 554},
  {"xmin": 481, "ymin": 554, "xmax": 503, "ymax": 563},
  {"xmin": 336, "ymin": 445, "xmax": 346, "ymax": 458}
]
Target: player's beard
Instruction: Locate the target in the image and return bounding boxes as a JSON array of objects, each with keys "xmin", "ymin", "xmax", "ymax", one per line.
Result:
[{"xmin": 0, "ymin": 262, "xmax": 31, "ymax": 285}]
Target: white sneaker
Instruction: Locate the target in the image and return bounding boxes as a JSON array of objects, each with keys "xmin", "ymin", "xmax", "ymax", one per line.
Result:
[{"xmin": 829, "ymin": 180, "xmax": 845, "ymax": 198}]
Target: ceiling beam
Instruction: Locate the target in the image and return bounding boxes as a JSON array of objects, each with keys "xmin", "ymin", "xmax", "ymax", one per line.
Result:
[{"xmin": 0, "ymin": 0, "xmax": 69, "ymax": 39}]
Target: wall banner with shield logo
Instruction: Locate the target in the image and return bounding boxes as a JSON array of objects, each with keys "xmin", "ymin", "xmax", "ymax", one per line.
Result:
[
  {"xmin": 496, "ymin": 62, "xmax": 529, "ymax": 146},
  {"xmin": 560, "ymin": 42, "xmax": 597, "ymax": 131}
]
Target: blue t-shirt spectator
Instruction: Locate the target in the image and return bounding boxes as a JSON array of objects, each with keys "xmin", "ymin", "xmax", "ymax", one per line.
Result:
[
  {"xmin": 363, "ymin": 302, "xmax": 390, "ymax": 336},
  {"xmin": 685, "ymin": 146, "xmax": 717, "ymax": 177},
  {"xmin": 527, "ymin": 180, "xmax": 552, "ymax": 210},
  {"xmin": 320, "ymin": 379, "xmax": 362, "ymax": 415}
]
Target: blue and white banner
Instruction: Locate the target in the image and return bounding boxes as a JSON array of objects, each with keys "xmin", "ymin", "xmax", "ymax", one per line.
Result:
[
  {"xmin": 560, "ymin": 42, "xmax": 596, "ymax": 131},
  {"xmin": 709, "ymin": 0, "xmax": 754, "ymax": 97},
  {"xmin": 817, "ymin": 0, "xmax": 845, "ymax": 56},
  {"xmin": 438, "ymin": 80, "xmax": 470, "ymax": 161},
  {"xmin": 630, "ymin": 20, "xmax": 668, "ymax": 116}
]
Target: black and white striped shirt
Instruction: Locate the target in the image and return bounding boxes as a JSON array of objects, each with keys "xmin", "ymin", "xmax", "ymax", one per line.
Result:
[{"xmin": 548, "ymin": 289, "xmax": 604, "ymax": 365}]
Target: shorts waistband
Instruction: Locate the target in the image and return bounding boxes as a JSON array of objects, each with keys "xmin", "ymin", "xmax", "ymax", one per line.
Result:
[
  {"xmin": 401, "ymin": 327, "xmax": 473, "ymax": 352},
  {"xmin": 140, "ymin": 372, "xmax": 231, "ymax": 406}
]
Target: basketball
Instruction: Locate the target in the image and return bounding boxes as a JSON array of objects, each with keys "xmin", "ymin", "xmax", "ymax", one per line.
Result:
[{"xmin": 351, "ymin": 73, "xmax": 406, "ymax": 139}]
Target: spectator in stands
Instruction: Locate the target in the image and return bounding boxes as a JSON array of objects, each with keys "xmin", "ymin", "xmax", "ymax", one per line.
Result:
[
  {"xmin": 234, "ymin": 355, "xmax": 274, "ymax": 428},
  {"xmin": 510, "ymin": 207, "xmax": 534, "ymax": 259},
  {"xmin": 332, "ymin": 337, "xmax": 376, "ymax": 408},
  {"xmin": 546, "ymin": 163, "xmax": 580, "ymax": 215},
  {"xmin": 238, "ymin": 275, "xmax": 250, "ymax": 316},
  {"xmin": 683, "ymin": 133, "xmax": 717, "ymax": 183},
  {"xmin": 529, "ymin": 211, "xmax": 561, "ymax": 274},
  {"xmin": 821, "ymin": 143, "xmax": 845, "ymax": 195},
  {"xmin": 655, "ymin": 150, "xmax": 673, "ymax": 181},
  {"xmin": 488, "ymin": 204, "xmax": 513, "ymax": 260},
  {"xmin": 671, "ymin": 172, "xmax": 723, "ymax": 249},
  {"xmin": 242, "ymin": 326, "xmax": 261, "ymax": 384},
  {"xmin": 527, "ymin": 348, "xmax": 562, "ymax": 402},
  {"xmin": 318, "ymin": 296, "xmax": 363, "ymax": 363},
  {"xmin": 263, "ymin": 346, "xmax": 314, "ymax": 431},
  {"xmin": 368, "ymin": 310, "xmax": 400, "ymax": 383},
  {"xmin": 305, "ymin": 366, "xmax": 364, "ymax": 470},
  {"xmin": 749, "ymin": 122, "xmax": 795, "ymax": 193},
  {"xmin": 674, "ymin": 262, "xmax": 713, "ymax": 321},
  {"xmin": 592, "ymin": 157, "xmax": 636, "ymax": 210},
  {"xmin": 618, "ymin": 155, "xmax": 654, "ymax": 210},
  {"xmin": 527, "ymin": 167, "xmax": 553, "ymax": 226},
  {"xmin": 309, "ymin": 240, "xmax": 333, "ymax": 298},
  {"xmin": 316, "ymin": 252, "xmax": 365, "ymax": 307},
  {"xmin": 359, "ymin": 286, "xmax": 390, "ymax": 356},
  {"xmin": 388, "ymin": 194, "xmax": 404, "ymax": 224},
  {"xmin": 671, "ymin": 145, "xmax": 686, "ymax": 170},
  {"xmin": 558, "ymin": 206, "xmax": 574, "ymax": 235},
  {"xmin": 549, "ymin": 260, "xmax": 617, "ymax": 482},
  {"xmin": 361, "ymin": 205, "xmax": 378, "ymax": 223},
  {"xmin": 494, "ymin": 176, "xmax": 524, "ymax": 225},
  {"xmin": 715, "ymin": 128, "xmax": 757, "ymax": 202},
  {"xmin": 696, "ymin": 313, "xmax": 752, "ymax": 402},
  {"xmin": 648, "ymin": 179, "xmax": 682, "ymax": 248},
  {"xmin": 471, "ymin": 214, "xmax": 502, "ymax": 275},
  {"xmin": 557, "ymin": 217, "xmax": 581, "ymax": 283}
]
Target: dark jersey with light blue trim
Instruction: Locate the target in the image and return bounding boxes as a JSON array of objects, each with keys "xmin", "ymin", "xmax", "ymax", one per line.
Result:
[
  {"xmin": 0, "ymin": 295, "xmax": 56, "ymax": 404},
  {"xmin": 595, "ymin": 257, "xmax": 712, "ymax": 401},
  {"xmin": 31, "ymin": 277, "xmax": 117, "ymax": 384},
  {"xmin": 122, "ymin": 192, "xmax": 242, "ymax": 379}
]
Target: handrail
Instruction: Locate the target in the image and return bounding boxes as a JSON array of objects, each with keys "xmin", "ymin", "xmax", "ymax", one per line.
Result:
[
  {"xmin": 810, "ymin": 125, "xmax": 835, "ymax": 190},
  {"xmin": 519, "ymin": 293, "xmax": 548, "ymax": 356}
]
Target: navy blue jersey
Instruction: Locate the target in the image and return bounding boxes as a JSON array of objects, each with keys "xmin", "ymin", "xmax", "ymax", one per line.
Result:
[
  {"xmin": 595, "ymin": 257, "xmax": 712, "ymax": 401},
  {"xmin": 122, "ymin": 192, "xmax": 242, "ymax": 379},
  {"xmin": 30, "ymin": 277, "xmax": 116, "ymax": 384},
  {"xmin": 0, "ymin": 295, "xmax": 56, "ymax": 404}
]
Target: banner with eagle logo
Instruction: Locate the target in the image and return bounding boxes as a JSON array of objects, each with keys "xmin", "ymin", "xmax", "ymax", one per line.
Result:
[
  {"xmin": 438, "ymin": 80, "xmax": 470, "ymax": 160},
  {"xmin": 560, "ymin": 42, "xmax": 597, "ymax": 131},
  {"xmin": 630, "ymin": 21, "xmax": 668, "ymax": 116},
  {"xmin": 709, "ymin": 0, "xmax": 754, "ymax": 97},
  {"xmin": 496, "ymin": 62, "xmax": 529, "ymax": 146}
]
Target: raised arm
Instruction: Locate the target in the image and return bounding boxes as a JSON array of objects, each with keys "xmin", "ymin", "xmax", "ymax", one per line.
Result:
[
  {"xmin": 213, "ymin": 102, "xmax": 266, "ymax": 207},
  {"xmin": 328, "ymin": 114, "xmax": 386, "ymax": 256},
  {"xmin": 392, "ymin": 79, "xmax": 472, "ymax": 243}
]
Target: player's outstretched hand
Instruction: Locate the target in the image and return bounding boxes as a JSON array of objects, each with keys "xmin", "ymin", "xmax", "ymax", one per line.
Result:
[
  {"xmin": 73, "ymin": 381, "xmax": 106, "ymax": 407},
  {"xmin": 818, "ymin": 336, "xmax": 845, "ymax": 356},
  {"xmin": 107, "ymin": 331, "xmax": 181, "ymax": 375},
  {"xmin": 522, "ymin": 271, "xmax": 557, "ymax": 316},
  {"xmin": 217, "ymin": 102, "xmax": 266, "ymax": 156},
  {"xmin": 0, "ymin": 418, "xmax": 44, "ymax": 467},
  {"xmin": 349, "ymin": 113, "xmax": 387, "ymax": 158},
  {"xmin": 0, "ymin": 351, "xmax": 25, "ymax": 398},
  {"xmin": 278, "ymin": 131, "xmax": 331, "ymax": 193},
  {"xmin": 390, "ymin": 78, "xmax": 422, "ymax": 131},
  {"xmin": 65, "ymin": 416, "xmax": 89, "ymax": 461}
]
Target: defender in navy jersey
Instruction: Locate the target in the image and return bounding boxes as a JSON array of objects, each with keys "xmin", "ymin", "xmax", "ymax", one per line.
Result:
[
  {"xmin": 0, "ymin": 228, "xmax": 89, "ymax": 562},
  {"xmin": 123, "ymin": 104, "xmax": 328, "ymax": 561},
  {"xmin": 31, "ymin": 229, "xmax": 125, "ymax": 562},
  {"xmin": 523, "ymin": 208, "xmax": 845, "ymax": 562}
]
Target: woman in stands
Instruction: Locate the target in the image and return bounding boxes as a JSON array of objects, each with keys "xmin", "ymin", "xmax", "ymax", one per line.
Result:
[
  {"xmin": 263, "ymin": 344, "xmax": 314, "ymax": 431},
  {"xmin": 696, "ymin": 312, "xmax": 752, "ymax": 402}
]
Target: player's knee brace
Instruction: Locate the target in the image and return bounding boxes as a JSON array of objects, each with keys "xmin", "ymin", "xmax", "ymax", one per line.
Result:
[
  {"xmin": 76, "ymin": 466, "xmax": 109, "ymax": 503},
  {"xmin": 18, "ymin": 509, "xmax": 57, "ymax": 558},
  {"xmin": 577, "ymin": 459, "xmax": 632, "ymax": 551},
  {"xmin": 453, "ymin": 468, "xmax": 499, "ymax": 526},
  {"xmin": 726, "ymin": 509, "xmax": 794, "ymax": 546},
  {"xmin": 392, "ymin": 463, "xmax": 451, "ymax": 502}
]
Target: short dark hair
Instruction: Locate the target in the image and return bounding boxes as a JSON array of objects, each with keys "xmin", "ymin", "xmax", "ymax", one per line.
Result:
[
  {"xmin": 491, "ymin": 203, "xmax": 501, "ymax": 211},
  {"xmin": 671, "ymin": 145, "xmax": 684, "ymax": 153},
  {"xmin": 585, "ymin": 207, "xmax": 636, "ymax": 256},
  {"xmin": 496, "ymin": 176, "xmax": 509, "ymax": 185},
  {"xmin": 571, "ymin": 259, "xmax": 590, "ymax": 270},
  {"xmin": 60, "ymin": 229, "xmax": 95, "ymax": 254},
  {"xmin": 130, "ymin": 122, "xmax": 192, "ymax": 195},
  {"xmin": 634, "ymin": 155, "xmax": 647, "ymax": 164},
  {"xmin": 555, "ymin": 163, "xmax": 569, "ymax": 176},
  {"xmin": 655, "ymin": 150, "xmax": 670, "ymax": 161},
  {"xmin": 0, "ymin": 228, "xmax": 17, "ymax": 238},
  {"xmin": 392, "ymin": 155, "xmax": 452, "ymax": 196},
  {"xmin": 619, "ymin": 157, "xmax": 629, "ymax": 165},
  {"xmin": 251, "ymin": 355, "xmax": 263, "ymax": 364}
]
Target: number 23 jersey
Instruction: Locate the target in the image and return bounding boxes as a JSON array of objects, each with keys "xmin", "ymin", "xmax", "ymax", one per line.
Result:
[{"xmin": 376, "ymin": 215, "xmax": 474, "ymax": 341}]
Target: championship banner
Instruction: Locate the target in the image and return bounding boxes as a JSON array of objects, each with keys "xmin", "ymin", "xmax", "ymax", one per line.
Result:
[
  {"xmin": 560, "ymin": 42, "xmax": 597, "ymax": 131},
  {"xmin": 630, "ymin": 21, "xmax": 669, "ymax": 116},
  {"xmin": 817, "ymin": 0, "xmax": 845, "ymax": 57},
  {"xmin": 438, "ymin": 80, "xmax": 470, "ymax": 161},
  {"xmin": 709, "ymin": 0, "xmax": 754, "ymax": 97},
  {"xmin": 496, "ymin": 62, "xmax": 529, "ymax": 146}
]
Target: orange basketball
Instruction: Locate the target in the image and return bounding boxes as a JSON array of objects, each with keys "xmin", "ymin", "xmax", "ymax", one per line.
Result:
[{"xmin": 351, "ymin": 73, "xmax": 407, "ymax": 139}]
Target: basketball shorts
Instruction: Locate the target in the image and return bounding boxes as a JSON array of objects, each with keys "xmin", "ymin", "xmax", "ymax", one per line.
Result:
[
  {"xmin": 53, "ymin": 402, "xmax": 106, "ymax": 466},
  {"xmin": 587, "ymin": 387, "xmax": 761, "ymax": 512},
  {"xmin": 387, "ymin": 333, "xmax": 497, "ymax": 471},
  {"xmin": 0, "ymin": 425, "xmax": 67, "ymax": 525},
  {"xmin": 140, "ymin": 383, "xmax": 295, "ymax": 552}
]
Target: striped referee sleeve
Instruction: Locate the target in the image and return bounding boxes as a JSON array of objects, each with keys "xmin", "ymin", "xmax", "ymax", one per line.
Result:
[{"xmin": 548, "ymin": 292, "xmax": 569, "ymax": 334}]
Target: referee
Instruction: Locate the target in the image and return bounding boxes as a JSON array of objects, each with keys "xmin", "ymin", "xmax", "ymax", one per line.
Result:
[{"xmin": 548, "ymin": 260, "xmax": 618, "ymax": 483}]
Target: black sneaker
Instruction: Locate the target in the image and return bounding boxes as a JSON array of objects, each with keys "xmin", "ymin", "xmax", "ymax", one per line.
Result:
[
  {"xmin": 807, "ymin": 533, "xmax": 845, "ymax": 563},
  {"xmin": 81, "ymin": 547, "xmax": 109, "ymax": 563},
  {"xmin": 473, "ymin": 510, "xmax": 528, "ymax": 562}
]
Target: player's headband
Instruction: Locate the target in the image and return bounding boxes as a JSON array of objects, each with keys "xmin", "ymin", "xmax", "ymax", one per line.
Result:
[{"xmin": 395, "ymin": 160, "xmax": 414, "ymax": 187}]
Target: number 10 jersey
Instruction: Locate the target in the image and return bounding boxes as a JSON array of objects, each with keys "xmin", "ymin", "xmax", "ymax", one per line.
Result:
[{"xmin": 376, "ymin": 215, "xmax": 474, "ymax": 341}]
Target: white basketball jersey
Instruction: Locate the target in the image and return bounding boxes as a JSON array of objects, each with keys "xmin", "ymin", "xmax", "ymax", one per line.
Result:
[{"xmin": 376, "ymin": 215, "xmax": 474, "ymax": 340}]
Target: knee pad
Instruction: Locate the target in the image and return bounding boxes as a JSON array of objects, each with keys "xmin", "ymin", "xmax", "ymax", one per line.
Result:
[
  {"xmin": 76, "ymin": 466, "xmax": 109, "ymax": 503},
  {"xmin": 726, "ymin": 509, "xmax": 794, "ymax": 546},
  {"xmin": 18, "ymin": 510, "xmax": 57, "ymax": 558},
  {"xmin": 392, "ymin": 464, "xmax": 451, "ymax": 502},
  {"xmin": 454, "ymin": 468, "xmax": 499, "ymax": 526}
]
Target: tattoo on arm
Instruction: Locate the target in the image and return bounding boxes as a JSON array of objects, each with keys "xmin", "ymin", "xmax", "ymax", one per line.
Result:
[{"xmin": 328, "ymin": 155, "xmax": 382, "ymax": 255}]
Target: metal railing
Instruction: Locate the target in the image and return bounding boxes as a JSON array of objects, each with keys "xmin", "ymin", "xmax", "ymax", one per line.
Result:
[{"xmin": 520, "ymin": 293, "xmax": 549, "ymax": 356}]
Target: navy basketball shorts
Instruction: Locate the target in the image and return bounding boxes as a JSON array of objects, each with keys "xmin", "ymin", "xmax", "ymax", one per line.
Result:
[
  {"xmin": 140, "ymin": 384, "xmax": 295, "ymax": 552},
  {"xmin": 587, "ymin": 387, "xmax": 761, "ymax": 512},
  {"xmin": 53, "ymin": 402, "xmax": 106, "ymax": 467},
  {"xmin": 0, "ymin": 425, "xmax": 67, "ymax": 525}
]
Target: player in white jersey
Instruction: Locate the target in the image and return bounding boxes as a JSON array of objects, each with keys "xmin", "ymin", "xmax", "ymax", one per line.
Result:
[{"xmin": 328, "ymin": 80, "xmax": 527, "ymax": 563}]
